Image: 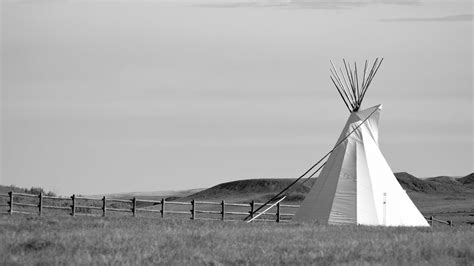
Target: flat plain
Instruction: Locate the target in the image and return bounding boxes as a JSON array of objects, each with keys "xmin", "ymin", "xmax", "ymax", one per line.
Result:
[
  {"xmin": 1, "ymin": 216, "xmax": 473, "ymax": 265},
  {"xmin": 1, "ymin": 173, "xmax": 472, "ymax": 264}
]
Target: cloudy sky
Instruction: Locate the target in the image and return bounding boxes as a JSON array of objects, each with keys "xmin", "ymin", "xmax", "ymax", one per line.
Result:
[{"xmin": 1, "ymin": 0, "xmax": 472, "ymax": 195}]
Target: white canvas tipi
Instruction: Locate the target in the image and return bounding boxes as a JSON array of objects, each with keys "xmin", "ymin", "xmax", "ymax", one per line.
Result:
[{"xmin": 293, "ymin": 59, "xmax": 428, "ymax": 226}]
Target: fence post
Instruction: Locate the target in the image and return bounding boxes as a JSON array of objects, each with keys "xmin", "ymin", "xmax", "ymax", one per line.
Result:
[
  {"xmin": 249, "ymin": 200, "xmax": 255, "ymax": 218},
  {"xmin": 276, "ymin": 202, "xmax": 280, "ymax": 223},
  {"xmin": 102, "ymin": 196, "xmax": 106, "ymax": 217},
  {"xmin": 161, "ymin": 198, "xmax": 165, "ymax": 218},
  {"xmin": 38, "ymin": 193, "xmax": 43, "ymax": 216},
  {"xmin": 130, "ymin": 197, "xmax": 137, "ymax": 217},
  {"xmin": 221, "ymin": 200, "xmax": 225, "ymax": 221},
  {"xmin": 132, "ymin": 197, "xmax": 137, "ymax": 217},
  {"xmin": 191, "ymin": 200, "xmax": 196, "ymax": 220},
  {"xmin": 71, "ymin": 194, "xmax": 76, "ymax": 216},
  {"xmin": 429, "ymin": 216, "xmax": 433, "ymax": 226},
  {"xmin": 8, "ymin": 191, "xmax": 13, "ymax": 215}
]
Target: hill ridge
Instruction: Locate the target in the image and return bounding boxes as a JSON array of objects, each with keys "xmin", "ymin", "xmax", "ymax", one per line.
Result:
[{"xmin": 182, "ymin": 172, "xmax": 474, "ymax": 202}]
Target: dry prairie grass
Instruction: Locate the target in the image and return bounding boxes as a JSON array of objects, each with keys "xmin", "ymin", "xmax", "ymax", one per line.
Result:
[{"xmin": 0, "ymin": 215, "xmax": 472, "ymax": 265}]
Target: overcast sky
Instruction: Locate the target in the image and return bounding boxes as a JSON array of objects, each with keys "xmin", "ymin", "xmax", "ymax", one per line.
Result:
[{"xmin": 1, "ymin": 0, "xmax": 472, "ymax": 195}]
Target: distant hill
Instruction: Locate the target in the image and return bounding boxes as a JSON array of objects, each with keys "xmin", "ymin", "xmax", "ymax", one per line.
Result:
[
  {"xmin": 2, "ymin": 172, "xmax": 472, "ymax": 202},
  {"xmin": 2, "ymin": 173, "xmax": 472, "ymax": 224},
  {"xmin": 395, "ymin": 172, "xmax": 463, "ymax": 193},
  {"xmin": 396, "ymin": 172, "xmax": 473, "ymax": 193},
  {"xmin": 457, "ymin": 173, "xmax": 474, "ymax": 189},
  {"xmin": 181, "ymin": 178, "xmax": 316, "ymax": 203},
  {"xmin": 181, "ymin": 172, "xmax": 474, "ymax": 202}
]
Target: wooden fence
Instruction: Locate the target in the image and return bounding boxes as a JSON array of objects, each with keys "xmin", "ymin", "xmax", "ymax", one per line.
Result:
[
  {"xmin": 0, "ymin": 191, "xmax": 298, "ymax": 223},
  {"xmin": 0, "ymin": 191, "xmax": 453, "ymax": 226},
  {"xmin": 425, "ymin": 216, "xmax": 453, "ymax": 227}
]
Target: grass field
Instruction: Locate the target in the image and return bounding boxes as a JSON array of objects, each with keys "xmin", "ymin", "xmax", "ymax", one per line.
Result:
[
  {"xmin": 1, "ymin": 216, "xmax": 473, "ymax": 265},
  {"xmin": 1, "ymin": 174, "xmax": 472, "ymax": 264}
]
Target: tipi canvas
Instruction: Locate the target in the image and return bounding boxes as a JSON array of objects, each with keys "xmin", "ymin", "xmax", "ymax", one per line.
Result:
[{"xmin": 293, "ymin": 59, "xmax": 428, "ymax": 226}]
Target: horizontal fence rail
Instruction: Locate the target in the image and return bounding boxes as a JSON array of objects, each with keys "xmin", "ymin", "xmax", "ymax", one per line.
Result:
[
  {"xmin": 0, "ymin": 191, "xmax": 454, "ymax": 226},
  {"xmin": 425, "ymin": 216, "xmax": 453, "ymax": 226}
]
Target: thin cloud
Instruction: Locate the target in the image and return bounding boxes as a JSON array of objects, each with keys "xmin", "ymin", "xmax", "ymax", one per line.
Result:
[
  {"xmin": 194, "ymin": 0, "xmax": 421, "ymax": 9},
  {"xmin": 382, "ymin": 14, "xmax": 473, "ymax": 22}
]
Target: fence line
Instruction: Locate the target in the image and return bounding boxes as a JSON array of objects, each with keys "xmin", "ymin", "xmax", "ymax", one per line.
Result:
[
  {"xmin": 0, "ymin": 191, "xmax": 454, "ymax": 226},
  {"xmin": 0, "ymin": 191, "xmax": 297, "ymax": 223},
  {"xmin": 425, "ymin": 216, "xmax": 453, "ymax": 226}
]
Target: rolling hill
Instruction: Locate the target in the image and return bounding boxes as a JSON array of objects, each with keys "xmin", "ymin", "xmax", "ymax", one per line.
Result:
[
  {"xmin": 2, "ymin": 172, "xmax": 472, "ymax": 201},
  {"xmin": 457, "ymin": 173, "xmax": 474, "ymax": 188},
  {"xmin": 182, "ymin": 172, "xmax": 474, "ymax": 202},
  {"xmin": 395, "ymin": 172, "xmax": 468, "ymax": 194},
  {"xmin": 177, "ymin": 172, "xmax": 474, "ymax": 225},
  {"xmin": 180, "ymin": 178, "xmax": 316, "ymax": 202},
  {"xmin": 2, "ymin": 172, "xmax": 472, "ymax": 224}
]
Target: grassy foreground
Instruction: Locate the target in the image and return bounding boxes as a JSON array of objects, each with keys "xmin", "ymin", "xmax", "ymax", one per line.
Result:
[{"xmin": 0, "ymin": 216, "xmax": 472, "ymax": 265}]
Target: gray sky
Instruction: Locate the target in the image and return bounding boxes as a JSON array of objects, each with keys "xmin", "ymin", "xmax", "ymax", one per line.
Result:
[{"xmin": 1, "ymin": 0, "xmax": 473, "ymax": 195}]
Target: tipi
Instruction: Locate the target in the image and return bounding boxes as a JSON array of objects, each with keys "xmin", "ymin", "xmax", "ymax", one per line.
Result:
[{"xmin": 293, "ymin": 59, "xmax": 428, "ymax": 226}]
